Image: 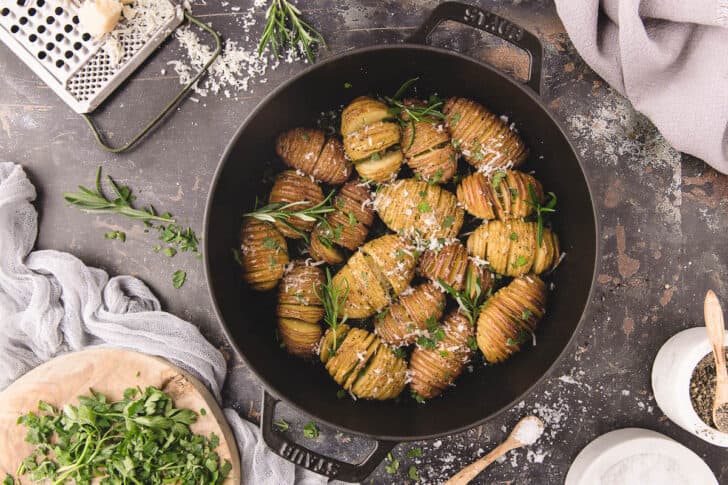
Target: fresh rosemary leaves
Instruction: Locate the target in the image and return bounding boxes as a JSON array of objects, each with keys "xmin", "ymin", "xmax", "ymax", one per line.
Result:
[
  {"xmin": 383, "ymin": 77, "xmax": 447, "ymax": 150},
  {"xmin": 64, "ymin": 167, "xmax": 201, "ymax": 286},
  {"xmin": 526, "ymin": 183, "xmax": 557, "ymax": 247},
  {"xmin": 258, "ymin": 0, "xmax": 326, "ymax": 63},
  {"xmin": 438, "ymin": 265, "xmax": 488, "ymax": 326},
  {"xmin": 243, "ymin": 191, "xmax": 335, "ymax": 242},
  {"xmin": 318, "ymin": 267, "xmax": 349, "ymax": 355},
  {"xmin": 11, "ymin": 387, "xmax": 231, "ymax": 485},
  {"xmin": 63, "ymin": 167, "xmax": 174, "ymax": 224}
]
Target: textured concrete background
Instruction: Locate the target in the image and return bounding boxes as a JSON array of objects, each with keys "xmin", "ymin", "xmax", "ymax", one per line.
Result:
[{"xmin": 1, "ymin": 0, "xmax": 727, "ymax": 483}]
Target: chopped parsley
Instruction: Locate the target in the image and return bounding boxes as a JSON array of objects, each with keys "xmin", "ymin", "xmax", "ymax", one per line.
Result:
[
  {"xmin": 467, "ymin": 336, "xmax": 479, "ymax": 351},
  {"xmin": 262, "ymin": 236, "xmax": 280, "ymax": 250},
  {"xmin": 172, "ymin": 269, "xmax": 187, "ymax": 289},
  {"xmin": 336, "ymin": 389, "xmax": 347, "ymax": 399},
  {"xmin": 274, "ymin": 419, "xmax": 290, "ymax": 432},
  {"xmin": 491, "ymin": 170, "xmax": 507, "ymax": 190},
  {"xmin": 348, "ymin": 211, "xmax": 358, "ymax": 226},
  {"xmin": 385, "ymin": 453, "xmax": 400, "ymax": 474},
  {"xmin": 521, "ymin": 309, "xmax": 533, "ymax": 320},
  {"xmin": 442, "ymin": 215, "xmax": 455, "ymax": 228},
  {"xmin": 510, "ymin": 232, "xmax": 518, "ymax": 241},
  {"xmin": 104, "ymin": 230, "xmax": 126, "ymax": 242},
  {"xmin": 408, "ymin": 465, "xmax": 420, "ymax": 481},
  {"xmin": 407, "ymin": 447, "xmax": 423, "ymax": 458},
  {"xmin": 411, "ymin": 391, "xmax": 426, "ymax": 404},
  {"xmin": 344, "ymin": 82, "xmax": 352, "ymax": 89},
  {"xmin": 417, "ymin": 200, "xmax": 431, "ymax": 213},
  {"xmin": 303, "ymin": 421, "xmax": 319, "ymax": 439}
]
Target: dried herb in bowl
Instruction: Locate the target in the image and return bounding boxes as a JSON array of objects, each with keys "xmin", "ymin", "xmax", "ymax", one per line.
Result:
[{"xmin": 690, "ymin": 348, "xmax": 728, "ymax": 429}]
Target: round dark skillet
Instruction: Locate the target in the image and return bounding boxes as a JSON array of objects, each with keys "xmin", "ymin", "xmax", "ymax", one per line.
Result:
[{"xmin": 204, "ymin": 2, "xmax": 598, "ymax": 482}]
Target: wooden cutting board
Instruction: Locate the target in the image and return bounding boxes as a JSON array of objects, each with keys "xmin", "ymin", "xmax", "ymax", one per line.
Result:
[{"xmin": 0, "ymin": 349, "xmax": 241, "ymax": 484}]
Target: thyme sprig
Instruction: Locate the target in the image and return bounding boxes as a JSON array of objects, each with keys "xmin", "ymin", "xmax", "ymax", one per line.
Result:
[
  {"xmin": 438, "ymin": 265, "xmax": 487, "ymax": 326},
  {"xmin": 63, "ymin": 167, "xmax": 174, "ymax": 223},
  {"xmin": 243, "ymin": 191, "xmax": 335, "ymax": 242},
  {"xmin": 526, "ymin": 184, "xmax": 557, "ymax": 247},
  {"xmin": 383, "ymin": 77, "xmax": 446, "ymax": 150},
  {"xmin": 317, "ymin": 267, "xmax": 349, "ymax": 355},
  {"xmin": 258, "ymin": 0, "xmax": 326, "ymax": 64}
]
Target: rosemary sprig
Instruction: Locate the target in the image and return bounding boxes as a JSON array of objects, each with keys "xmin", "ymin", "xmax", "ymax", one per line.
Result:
[
  {"xmin": 526, "ymin": 184, "xmax": 557, "ymax": 247},
  {"xmin": 63, "ymin": 167, "xmax": 174, "ymax": 223},
  {"xmin": 383, "ymin": 77, "xmax": 446, "ymax": 150},
  {"xmin": 258, "ymin": 0, "xmax": 326, "ymax": 64},
  {"xmin": 317, "ymin": 267, "xmax": 348, "ymax": 355},
  {"xmin": 438, "ymin": 265, "xmax": 487, "ymax": 326},
  {"xmin": 243, "ymin": 191, "xmax": 335, "ymax": 242}
]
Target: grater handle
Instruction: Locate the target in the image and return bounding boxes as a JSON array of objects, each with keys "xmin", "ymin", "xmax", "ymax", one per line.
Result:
[{"xmin": 82, "ymin": 11, "xmax": 221, "ymax": 153}]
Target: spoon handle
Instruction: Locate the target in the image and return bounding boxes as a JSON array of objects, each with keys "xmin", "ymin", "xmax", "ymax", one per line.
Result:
[
  {"xmin": 443, "ymin": 440, "xmax": 518, "ymax": 485},
  {"xmin": 705, "ymin": 291, "xmax": 728, "ymax": 399}
]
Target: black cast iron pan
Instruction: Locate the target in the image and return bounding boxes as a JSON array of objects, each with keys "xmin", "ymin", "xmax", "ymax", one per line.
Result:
[{"xmin": 204, "ymin": 2, "xmax": 598, "ymax": 482}]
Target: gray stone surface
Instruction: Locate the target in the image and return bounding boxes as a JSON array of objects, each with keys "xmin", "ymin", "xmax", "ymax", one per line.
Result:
[{"xmin": 2, "ymin": 0, "xmax": 727, "ymax": 483}]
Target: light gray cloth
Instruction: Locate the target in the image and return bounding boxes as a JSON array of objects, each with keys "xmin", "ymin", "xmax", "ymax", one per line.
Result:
[
  {"xmin": 554, "ymin": 0, "xmax": 728, "ymax": 173},
  {"xmin": 0, "ymin": 162, "xmax": 331, "ymax": 485}
]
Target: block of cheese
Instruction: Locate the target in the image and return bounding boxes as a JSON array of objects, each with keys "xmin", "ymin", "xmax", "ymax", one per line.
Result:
[{"xmin": 77, "ymin": 0, "xmax": 123, "ymax": 37}]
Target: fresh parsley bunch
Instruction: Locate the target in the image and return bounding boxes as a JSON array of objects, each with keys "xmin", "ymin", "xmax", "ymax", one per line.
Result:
[{"xmin": 9, "ymin": 387, "xmax": 231, "ymax": 485}]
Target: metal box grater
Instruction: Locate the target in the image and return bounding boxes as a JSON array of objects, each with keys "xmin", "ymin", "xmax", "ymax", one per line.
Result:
[{"xmin": 0, "ymin": 0, "xmax": 183, "ymax": 114}]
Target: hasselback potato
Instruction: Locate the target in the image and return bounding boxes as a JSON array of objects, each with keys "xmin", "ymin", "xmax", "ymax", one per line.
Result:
[
  {"xmin": 456, "ymin": 170, "xmax": 544, "ymax": 221},
  {"xmin": 332, "ymin": 234, "xmax": 417, "ymax": 319},
  {"xmin": 309, "ymin": 181, "xmax": 374, "ymax": 264},
  {"xmin": 477, "ymin": 275, "xmax": 546, "ymax": 363},
  {"xmin": 467, "ymin": 220, "xmax": 560, "ymax": 276},
  {"xmin": 409, "ymin": 311, "xmax": 475, "ymax": 399},
  {"xmin": 268, "ymin": 170, "xmax": 325, "ymax": 238},
  {"xmin": 277, "ymin": 261, "xmax": 325, "ymax": 357},
  {"xmin": 375, "ymin": 178, "xmax": 464, "ymax": 240},
  {"xmin": 417, "ymin": 240, "xmax": 469, "ymax": 291},
  {"xmin": 276, "ymin": 127, "xmax": 352, "ymax": 184},
  {"xmin": 239, "ymin": 218, "xmax": 289, "ymax": 291},
  {"xmin": 374, "ymin": 282, "xmax": 446, "ymax": 347},
  {"xmin": 341, "ymin": 96, "xmax": 403, "ymax": 182},
  {"xmin": 444, "ymin": 97, "xmax": 528, "ymax": 171},
  {"xmin": 320, "ymin": 324, "xmax": 407, "ymax": 400},
  {"xmin": 401, "ymin": 99, "xmax": 457, "ymax": 184}
]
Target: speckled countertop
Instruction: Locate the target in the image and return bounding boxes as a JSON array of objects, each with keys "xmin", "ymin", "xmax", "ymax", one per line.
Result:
[{"xmin": 1, "ymin": 1, "xmax": 727, "ymax": 483}]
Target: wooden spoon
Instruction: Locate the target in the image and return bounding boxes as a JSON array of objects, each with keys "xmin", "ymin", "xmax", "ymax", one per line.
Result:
[
  {"xmin": 705, "ymin": 290, "xmax": 728, "ymax": 432},
  {"xmin": 443, "ymin": 416, "xmax": 544, "ymax": 485}
]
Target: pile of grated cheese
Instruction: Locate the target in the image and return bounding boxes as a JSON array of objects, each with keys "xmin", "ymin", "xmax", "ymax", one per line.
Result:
[{"xmin": 167, "ymin": 1, "xmax": 307, "ymax": 99}]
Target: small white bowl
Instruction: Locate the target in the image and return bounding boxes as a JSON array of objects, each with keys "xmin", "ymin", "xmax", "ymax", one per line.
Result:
[
  {"xmin": 651, "ymin": 327, "xmax": 728, "ymax": 446},
  {"xmin": 564, "ymin": 428, "xmax": 717, "ymax": 485}
]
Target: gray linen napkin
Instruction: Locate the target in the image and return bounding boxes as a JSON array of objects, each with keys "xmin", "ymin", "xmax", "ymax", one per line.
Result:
[
  {"xmin": 554, "ymin": 0, "xmax": 728, "ymax": 173},
  {"xmin": 0, "ymin": 162, "xmax": 335, "ymax": 485}
]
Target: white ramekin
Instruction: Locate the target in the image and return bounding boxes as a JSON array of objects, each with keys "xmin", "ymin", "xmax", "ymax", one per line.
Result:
[{"xmin": 652, "ymin": 327, "xmax": 728, "ymax": 447}]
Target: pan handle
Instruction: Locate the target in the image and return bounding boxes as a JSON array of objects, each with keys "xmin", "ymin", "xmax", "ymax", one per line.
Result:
[
  {"xmin": 260, "ymin": 390, "xmax": 396, "ymax": 483},
  {"xmin": 409, "ymin": 1, "xmax": 543, "ymax": 94}
]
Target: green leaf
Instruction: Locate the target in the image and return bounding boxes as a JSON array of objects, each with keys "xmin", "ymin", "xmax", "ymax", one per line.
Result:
[
  {"xmin": 417, "ymin": 200, "xmax": 431, "ymax": 213},
  {"xmin": 274, "ymin": 420, "xmax": 289, "ymax": 432},
  {"xmin": 164, "ymin": 247, "xmax": 177, "ymax": 257},
  {"xmin": 407, "ymin": 447, "xmax": 423, "ymax": 458},
  {"xmin": 408, "ymin": 465, "xmax": 420, "ymax": 481},
  {"xmin": 303, "ymin": 421, "xmax": 319, "ymax": 439},
  {"xmin": 385, "ymin": 453, "xmax": 400, "ymax": 474},
  {"xmin": 172, "ymin": 270, "xmax": 187, "ymax": 289},
  {"xmin": 491, "ymin": 171, "xmax": 506, "ymax": 190}
]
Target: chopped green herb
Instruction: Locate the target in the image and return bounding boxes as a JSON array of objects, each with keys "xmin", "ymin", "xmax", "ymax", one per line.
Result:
[
  {"xmin": 429, "ymin": 168, "xmax": 444, "ymax": 185},
  {"xmin": 439, "ymin": 350, "xmax": 449, "ymax": 357},
  {"xmin": 407, "ymin": 447, "xmax": 423, "ymax": 458},
  {"xmin": 510, "ymin": 232, "xmax": 518, "ymax": 241},
  {"xmin": 370, "ymin": 151, "xmax": 382, "ymax": 161},
  {"xmin": 442, "ymin": 215, "xmax": 455, "ymax": 228},
  {"xmin": 4, "ymin": 474, "xmax": 15, "ymax": 485},
  {"xmin": 416, "ymin": 336, "xmax": 437, "ymax": 350},
  {"xmin": 393, "ymin": 347, "xmax": 407, "ymax": 359},
  {"xmin": 302, "ymin": 132, "xmax": 311, "ymax": 141},
  {"xmin": 408, "ymin": 465, "xmax": 420, "ymax": 481},
  {"xmin": 336, "ymin": 389, "xmax": 347, "ymax": 399},
  {"xmin": 411, "ymin": 391, "xmax": 426, "ymax": 404},
  {"xmin": 438, "ymin": 266, "xmax": 486, "ymax": 326},
  {"xmin": 262, "ymin": 236, "xmax": 280, "ymax": 250},
  {"xmin": 417, "ymin": 200, "xmax": 431, "ymax": 213},
  {"xmin": 14, "ymin": 387, "xmax": 231, "ymax": 485},
  {"xmin": 200, "ymin": 408, "xmax": 207, "ymax": 416},
  {"xmin": 514, "ymin": 255, "xmax": 528, "ymax": 267},
  {"xmin": 104, "ymin": 229, "xmax": 126, "ymax": 242},
  {"xmin": 449, "ymin": 111, "xmax": 461, "ymax": 127},
  {"xmin": 521, "ymin": 309, "xmax": 533, "ymax": 320},
  {"xmin": 303, "ymin": 421, "xmax": 319, "ymax": 439},
  {"xmin": 344, "ymin": 82, "xmax": 352, "ymax": 88},
  {"xmin": 491, "ymin": 170, "xmax": 507, "ymax": 190},
  {"xmin": 158, "ymin": 223, "xmax": 199, "ymax": 253},
  {"xmin": 467, "ymin": 336, "xmax": 479, "ymax": 351},
  {"xmin": 163, "ymin": 247, "xmax": 177, "ymax": 257},
  {"xmin": 274, "ymin": 419, "xmax": 290, "ymax": 432},
  {"xmin": 231, "ymin": 248, "xmax": 242, "ymax": 265},
  {"xmin": 385, "ymin": 453, "xmax": 400, "ymax": 474},
  {"xmin": 172, "ymin": 270, "xmax": 187, "ymax": 289}
]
